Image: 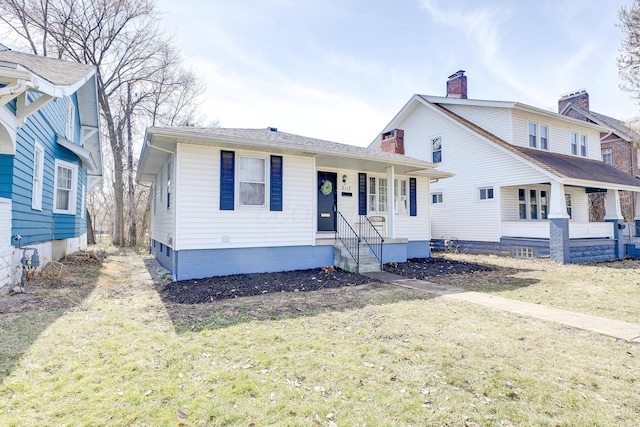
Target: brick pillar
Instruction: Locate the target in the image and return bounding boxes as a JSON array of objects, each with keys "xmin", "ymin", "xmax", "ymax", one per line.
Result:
[{"xmin": 550, "ymin": 218, "xmax": 570, "ymax": 264}]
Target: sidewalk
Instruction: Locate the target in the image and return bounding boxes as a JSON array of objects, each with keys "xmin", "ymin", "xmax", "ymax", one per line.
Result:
[{"xmin": 364, "ymin": 271, "xmax": 640, "ymax": 343}]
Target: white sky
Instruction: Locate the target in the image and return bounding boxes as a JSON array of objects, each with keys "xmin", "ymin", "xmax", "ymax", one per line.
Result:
[{"xmin": 155, "ymin": 0, "xmax": 639, "ymax": 146}]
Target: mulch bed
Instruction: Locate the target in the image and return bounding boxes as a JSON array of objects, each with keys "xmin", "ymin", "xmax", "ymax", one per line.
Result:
[
  {"xmin": 161, "ymin": 257, "xmax": 494, "ymax": 304},
  {"xmin": 384, "ymin": 257, "xmax": 494, "ymax": 280},
  {"xmin": 161, "ymin": 267, "xmax": 374, "ymax": 304}
]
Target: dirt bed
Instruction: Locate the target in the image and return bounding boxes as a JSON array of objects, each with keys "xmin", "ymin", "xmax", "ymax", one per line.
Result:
[
  {"xmin": 384, "ymin": 256, "xmax": 494, "ymax": 280},
  {"xmin": 161, "ymin": 267, "xmax": 375, "ymax": 304},
  {"xmin": 161, "ymin": 257, "xmax": 494, "ymax": 304}
]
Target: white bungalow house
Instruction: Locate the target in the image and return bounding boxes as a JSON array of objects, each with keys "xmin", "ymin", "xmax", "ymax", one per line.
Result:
[
  {"xmin": 371, "ymin": 71, "xmax": 640, "ymax": 263},
  {"xmin": 136, "ymin": 127, "xmax": 452, "ymax": 280}
]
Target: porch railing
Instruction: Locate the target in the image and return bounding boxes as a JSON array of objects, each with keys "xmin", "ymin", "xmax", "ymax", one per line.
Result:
[
  {"xmin": 359, "ymin": 214, "xmax": 384, "ymax": 269},
  {"xmin": 336, "ymin": 212, "xmax": 360, "ymax": 271}
]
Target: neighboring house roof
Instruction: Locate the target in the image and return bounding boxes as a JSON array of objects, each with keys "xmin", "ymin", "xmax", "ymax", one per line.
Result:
[
  {"xmin": 376, "ymin": 94, "xmax": 640, "ymax": 192},
  {"xmin": 0, "ymin": 50, "xmax": 94, "ymax": 88},
  {"xmin": 137, "ymin": 127, "xmax": 453, "ymax": 183},
  {"xmin": 560, "ymin": 102, "xmax": 637, "ymax": 142}
]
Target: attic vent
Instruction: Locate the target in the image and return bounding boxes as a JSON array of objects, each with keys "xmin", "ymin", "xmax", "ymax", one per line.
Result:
[{"xmin": 268, "ymin": 127, "xmax": 278, "ymax": 132}]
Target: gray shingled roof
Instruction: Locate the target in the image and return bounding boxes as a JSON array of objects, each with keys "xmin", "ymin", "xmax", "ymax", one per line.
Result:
[
  {"xmin": 590, "ymin": 110, "xmax": 638, "ymax": 141},
  {"xmin": 152, "ymin": 126, "xmax": 438, "ymax": 166},
  {"xmin": 0, "ymin": 50, "xmax": 94, "ymax": 86},
  {"xmin": 427, "ymin": 100, "xmax": 640, "ymax": 189}
]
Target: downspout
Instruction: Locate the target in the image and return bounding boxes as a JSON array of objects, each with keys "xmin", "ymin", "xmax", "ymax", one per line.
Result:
[{"xmin": 0, "ymin": 79, "xmax": 28, "ymax": 105}]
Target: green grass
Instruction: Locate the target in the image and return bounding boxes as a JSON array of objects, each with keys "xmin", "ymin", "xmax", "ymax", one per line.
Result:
[{"xmin": 0, "ymin": 250, "xmax": 639, "ymax": 426}]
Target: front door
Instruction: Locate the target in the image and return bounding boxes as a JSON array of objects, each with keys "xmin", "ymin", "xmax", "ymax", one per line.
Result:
[{"xmin": 317, "ymin": 172, "xmax": 337, "ymax": 231}]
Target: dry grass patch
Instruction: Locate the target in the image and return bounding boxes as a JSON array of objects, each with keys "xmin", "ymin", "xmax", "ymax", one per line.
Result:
[
  {"xmin": 0, "ymin": 249, "xmax": 639, "ymax": 426},
  {"xmin": 431, "ymin": 253, "xmax": 640, "ymax": 324}
]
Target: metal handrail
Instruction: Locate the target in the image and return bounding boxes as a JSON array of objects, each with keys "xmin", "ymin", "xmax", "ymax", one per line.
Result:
[
  {"xmin": 359, "ymin": 214, "xmax": 384, "ymax": 269},
  {"xmin": 336, "ymin": 212, "xmax": 360, "ymax": 273}
]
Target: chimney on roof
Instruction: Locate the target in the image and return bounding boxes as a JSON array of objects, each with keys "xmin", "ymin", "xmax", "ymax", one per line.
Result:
[
  {"xmin": 558, "ymin": 89, "xmax": 589, "ymax": 115},
  {"xmin": 446, "ymin": 70, "xmax": 467, "ymax": 99},
  {"xmin": 381, "ymin": 129, "xmax": 404, "ymax": 155}
]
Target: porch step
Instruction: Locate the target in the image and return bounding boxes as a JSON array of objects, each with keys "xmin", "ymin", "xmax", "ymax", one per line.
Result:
[{"xmin": 333, "ymin": 243, "xmax": 381, "ymax": 273}]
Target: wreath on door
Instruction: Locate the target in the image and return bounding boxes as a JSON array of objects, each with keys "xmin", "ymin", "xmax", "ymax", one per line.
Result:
[{"xmin": 320, "ymin": 180, "xmax": 333, "ymax": 196}]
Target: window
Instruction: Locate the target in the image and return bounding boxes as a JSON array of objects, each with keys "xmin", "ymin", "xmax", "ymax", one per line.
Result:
[
  {"xmin": 432, "ymin": 137, "xmax": 442, "ymax": 163},
  {"xmin": 238, "ymin": 156, "xmax": 265, "ymax": 206},
  {"xmin": 540, "ymin": 125, "xmax": 548, "ymax": 150},
  {"xmin": 394, "ymin": 179, "xmax": 408, "ymax": 214},
  {"xmin": 432, "ymin": 192, "xmax": 443, "ymax": 204},
  {"xmin": 571, "ymin": 132, "xmax": 578, "ymax": 155},
  {"xmin": 66, "ymin": 98, "xmax": 75, "ymax": 140},
  {"xmin": 565, "ymin": 194, "xmax": 573, "ymax": 219},
  {"xmin": 80, "ymin": 184, "xmax": 86, "ymax": 219},
  {"xmin": 368, "ymin": 177, "xmax": 388, "ymax": 212},
  {"xmin": 32, "ymin": 142, "xmax": 44, "ymax": 210},
  {"xmin": 167, "ymin": 160, "xmax": 172, "ymax": 209},
  {"xmin": 479, "ymin": 187, "xmax": 494, "ymax": 200},
  {"xmin": 518, "ymin": 188, "xmax": 548, "ymax": 220},
  {"xmin": 528, "ymin": 123, "xmax": 537, "ymax": 148},
  {"xmin": 603, "ymin": 148, "xmax": 612, "ymax": 165},
  {"xmin": 53, "ymin": 159, "xmax": 77, "ymax": 214},
  {"xmin": 580, "ymin": 134, "xmax": 587, "ymax": 156}
]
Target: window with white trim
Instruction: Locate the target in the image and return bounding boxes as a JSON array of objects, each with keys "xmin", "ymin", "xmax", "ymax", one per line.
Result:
[
  {"xmin": 565, "ymin": 194, "xmax": 573, "ymax": 219},
  {"xmin": 66, "ymin": 98, "xmax": 75, "ymax": 140},
  {"xmin": 528, "ymin": 123, "xmax": 537, "ymax": 148},
  {"xmin": 431, "ymin": 192, "xmax": 443, "ymax": 204},
  {"xmin": 53, "ymin": 159, "xmax": 78, "ymax": 214},
  {"xmin": 394, "ymin": 179, "xmax": 408, "ymax": 214},
  {"xmin": 238, "ymin": 156, "xmax": 266, "ymax": 206},
  {"xmin": 479, "ymin": 186, "xmax": 494, "ymax": 201},
  {"xmin": 580, "ymin": 134, "xmax": 587, "ymax": 156},
  {"xmin": 368, "ymin": 177, "xmax": 388, "ymax": 212},
  {"xmin": 518, "ymin": 188, "xmax": 548, "ymax": 220},
  {"xmin": 540, "ymin": 125, "xmax": 548, "ymax": 150},
  {"xmin": 571, "ymin": 132, "xmax": 578, "ymax": 155},
  {"xmin": 602, "ymin": 148, "xmax": 612, "ymax": 165},
  {"xmin": 432, "ymin": 137, "xmax": 442, "ymax": 163},
  {"xmin": 32, "ymin": 142, "xmax": 44, "ymax": 210},
  {"xmin": 80, "ymin": 184, "xmax": 86, "ymax": 218}
]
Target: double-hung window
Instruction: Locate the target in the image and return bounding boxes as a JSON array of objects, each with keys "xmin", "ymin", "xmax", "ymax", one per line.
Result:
[
  {"xmin": 238, "ymin": 156, "xmax": 266, "ymax": 206},
  {"xmin": 528, "ymin": 123, "xmax": 537, "ymax": 148},
  {"xmin": 368, "ymin": 177, "xmax": 388, "ymax": 212},
  {"xmin": 432, "ymin": 192, "xmax": 443, "ymax": 204},
  {"xmin": 53, "ymin": 159, "xmax": 77, "ymax": 214},
  {"xmin": 565, "ymin": 194, "xmax": 573, "ymax": 219},
  {"xmin": 518, "ymin": 188, "xmax": 548, "ymax": 220},
  {"xmin": 579, "ymin": 135, "xmax": 587, "ymax": 156},
  {"xmin": 32, "ymin": 142, "xmax": 44, "ymax": 210},
  {"xmin": 432, "ymin": 137, "xmax": 442, "ymax": 163},
  {"xmin": 528, "ymin": 123, "xmax": 548, "ymax": 150},
  {"xmin": 602, "ymin": 148, "xmax": 612, "ymax": 165},
  {"xmin": 571, "ymin": 132, "xmax": 578, "ymax": 155},
  {"xmin": 394, "ymin": 179, "xmax": 408, "ymax": 214}
]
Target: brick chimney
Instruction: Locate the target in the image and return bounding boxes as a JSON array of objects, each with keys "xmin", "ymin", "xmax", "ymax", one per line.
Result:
[
  {"xmin": 446, "ymin": 70, "xmax": 467, "ymax": 99},
  {"xmin": 558, "ymin": 89, "xmax": 589, "ymax": 116},
  {"xmin": 381, "ymin": 129, "xmax": 404, "ymax": 155}
]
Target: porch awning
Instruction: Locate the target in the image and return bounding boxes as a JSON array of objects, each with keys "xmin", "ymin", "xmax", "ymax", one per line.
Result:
[{"xmin": 56, "ymin": 134, "xmax": 98, "ymax": 173}]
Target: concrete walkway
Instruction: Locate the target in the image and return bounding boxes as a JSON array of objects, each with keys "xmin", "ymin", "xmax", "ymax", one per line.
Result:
[{"xmin": 364, "ymin": 271, "xmax": 640, "ymax": 343}]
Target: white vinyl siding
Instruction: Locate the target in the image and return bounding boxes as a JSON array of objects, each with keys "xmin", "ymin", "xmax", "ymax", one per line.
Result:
[
  {"xmin": 32, "ymin": 142, "xmax": 44, "ymax": 210},
  {"xmin": 175, "ymin": 144, "xmax": 314, "ymax": 250},
  {"xmin": 511, "ymin": 110, "xmax": 601, "ymax": 159},
  {"xmin": 151, "ymin": 159, "xmax": 174, "ymax": 247},
  {"xmin": 443, "ymin": 104, "xmax": 513, "ymax": 143}
]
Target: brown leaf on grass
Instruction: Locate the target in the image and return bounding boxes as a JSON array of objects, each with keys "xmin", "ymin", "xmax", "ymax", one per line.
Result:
[{"xmin": 505, "ymin": 392, "xmax": 518, "ymax": 399}]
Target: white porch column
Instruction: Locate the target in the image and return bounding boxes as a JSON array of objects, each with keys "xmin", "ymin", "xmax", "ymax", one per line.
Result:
[
  {"xmin": 548, "ymin": 181, "xmax": 569, "ymax": 219},
  {"xmin": 386, "ymin": 166, "xmax": 395, "ymax": 238},
  {"xmin": 604, "ymin": 188, "xmax": 625, "ymax": 259},
  {"xmin": 604, "ymin": 189, "xmax": 624, "ymax": 221},
  {"xmin": 548, "ymin": 181, "xmax": 570, "ymax": 264}
]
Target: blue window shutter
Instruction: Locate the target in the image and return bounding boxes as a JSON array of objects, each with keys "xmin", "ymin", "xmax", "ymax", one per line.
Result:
[
  {"xmin": 270, "ymin": 155, "xmax": 283, "ymax": 211},
  {"xmin": 220, "ymin": 150, "xmax": 235, "ymax": 210},
  {"xmin": 409, "ymin": 178, "xmax": 417, "ymax": 217},
  {"xmin": 358, "ymin": 173, "xmax": 367, "ymax": 215}
]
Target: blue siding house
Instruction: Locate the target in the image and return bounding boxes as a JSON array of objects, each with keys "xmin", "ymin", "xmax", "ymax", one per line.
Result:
[{"xmin": 0, "ymin": 48, "xmax": 102, "ymax": 292}]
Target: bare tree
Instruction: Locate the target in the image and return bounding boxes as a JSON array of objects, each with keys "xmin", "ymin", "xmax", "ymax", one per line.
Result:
[
  {"xmin": 619, "ymin": 1, "xmax": 640, "ymax": 101},
  {"xmin": 0, "ymin": 0, "xmax": 204, "ymax": 246}
]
